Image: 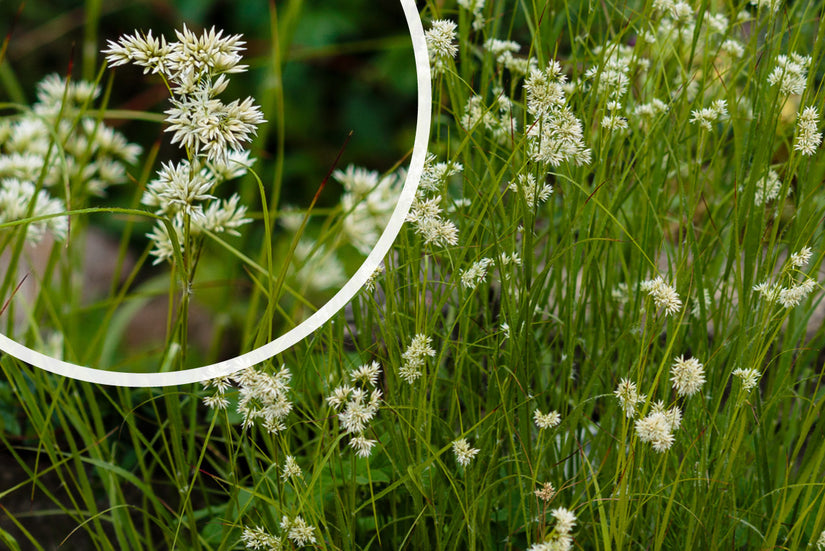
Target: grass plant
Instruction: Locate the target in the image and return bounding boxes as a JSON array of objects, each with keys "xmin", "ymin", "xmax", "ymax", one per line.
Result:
[{"xmin": 3, "ymin": 0, "xmax": 825, "ymax": 549}]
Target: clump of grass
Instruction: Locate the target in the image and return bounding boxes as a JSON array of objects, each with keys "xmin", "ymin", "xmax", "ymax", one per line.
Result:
[{"xmin": 3, "ymin": 0, "xmax": 825, "ymax": 550}]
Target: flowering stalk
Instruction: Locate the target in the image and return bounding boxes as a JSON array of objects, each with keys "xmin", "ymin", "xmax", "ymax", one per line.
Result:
[{"xmin": 103, "ymin": 25, "xmax": 264, "ymax": 365}]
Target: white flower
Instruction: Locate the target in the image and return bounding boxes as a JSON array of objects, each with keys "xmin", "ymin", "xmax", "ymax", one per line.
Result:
[
  {"xmin": 458, "ymin": 0, "xmax": 487, "ymax": 31},
  {"xmin": 350, "ymin": 361, "xmax": 381, "ymax": 387},
  {"xmin": 640, "ymin": 276, "xmax": 682, "ymax": 315},
  {"xmin": 751, "ymin": 169, "xmax": 787, "ymax": 206},
  {"xmin": 789, "ymin": 246, "xmax": 813, "ymax": 268},
  {"xmin": 635, "ymin": 411, "xmax": 675, "ymax": 452},
  {"xmin": 0, "ymin": 178, "xmax": 68, "ymax": 243},
  {"xmin": 534, "ymin": 408, "xmax": 562, "ymax": 429},
  {"xmin": 508, "ymin": 174, "xmax": 553, "ymax": 209},
  {"xmin": 282, "ymin": 515, "xmax": 316, "ymax": 547},
  {"xmin": 460, "ymin": 258, "xmax": 494, "ymax": 290},
  {"xmin": 399, "ymin": 334, "xmax": 436, "ymax": 384},
  {"xmin": 615, "ymin": 378, "xmax": 646, "ymax": 419},
  {"xmin": 233, "ymin": 365, "xmax": 293, "ymax": 433},
  {"xmin": 240, "ymin": 525, "xmax": 282, "ymax": 550},
  {"xmin": 777, "ymin": 278, "xmax": 816, "ymax": 308},
  {"xmin": 425, "ymin": 20, "xmax": 458, "ymax": 74},
  {"xmin": 732, "ymin": 367, "xmax": 760, "ymax": 392},
  {"xmin": 767, "ymin": 53, "xmax": 811, "ymax": 96},
  {"xmin": 103, "ymin": 30, "xmax": 173, "ymax": 74},
  {"xmin": 551, "ymin": 507, "xmax": 577, "ymax": 535},
  {"xmin": 670, "ymin": 355, "xmax": 706, "ymax": 397},
  {"xmin": 281, "ymin": 455, "xmax": 302, "ymax": 480},
  {"xmin": 203, "ymin": 393, "xmax": 229, "ymax": 410},
  {"xmin": 795, "ymin": 106, "xmax": 822, "ymax": 156},
  {"xmin": 452, "ymin": 438, "xmax": 480, "ymax": 467},
  {"xmin": 349, "ymin": 434, "xmax": 377, "ymax": 458}
]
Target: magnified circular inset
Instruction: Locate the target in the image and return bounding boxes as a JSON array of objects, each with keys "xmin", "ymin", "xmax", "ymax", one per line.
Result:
[{"xmin": 0, "ymin": 0, "xmax": 430, "ymax": 387}]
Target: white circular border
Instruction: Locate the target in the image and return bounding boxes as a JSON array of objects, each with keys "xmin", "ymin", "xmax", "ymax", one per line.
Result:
[{"xmin": 0, "ymin": 0, "xmax": 431, "ymax": 387}]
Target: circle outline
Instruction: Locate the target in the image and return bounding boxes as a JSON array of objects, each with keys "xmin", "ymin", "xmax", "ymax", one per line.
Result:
[{"xmin": 0, "ymin": 0, "xmax": 431, "ymax": 387}]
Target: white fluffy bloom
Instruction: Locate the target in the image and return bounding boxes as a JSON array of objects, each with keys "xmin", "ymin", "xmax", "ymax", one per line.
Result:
[
  {"xmin": 508, "ymin": 173, "xmax": 554, "ymax": 208},
  {"xmin": 640, "ymin": 276, "xmax": 682, "ymax": 315},
  {"xmin": 349, "ymin": 434, "xmax": 377, "ymax": 458},
  {"xmin": 670, "ymin": 356, "xmax": 706, "ymax": 397},
  {"xmin": 281, "ymin": 515, "xmax": 316, "ymax": 547},
  {"xmin": 406, "ymin": 195, "xmax": 460, "ymax": 247},
  {"xmin": 533, "ymin": 408, "xmax": 562, "ymax": 429},
  {"xmin": 0, "ymin": 178, "xmax": 68, "ymax": 243},
  {"xmin": 399, "ymin": 334, "xmax": 436, "ymax": 384},
  {"xmin": 768, "ymin": 53, "xmax": 811, "ymax": 96},
  {"xmin": 233, "ymin": 365, "xmax": 293, "ymax": 433},
  {"xmin": 615, "ymin": 378, "xmax": 646, "ymax": 419},
  {"xmin": 452, "ymin": 438, "xmax": 480, "ymax": 467},
  {"xmin": 733, "ymin": 367, "xmax": 760, "ymax": 392},
  {"xmin": 240, "ymin": 525, "xmax": 282, "ymax": 550},
  {"xmin": 281, "ymin": 455, "xmax": 302, "ymax": 480},
  {"xmin": 795, "ymin": 106, "xmax": 822, "ymax": 156},
  {"xmin": 460, "ymin": 258, "xmax": 494, "ymax": 290},
  {"xmin": 425, "ymin": 20, "xmax": 458, "ymax": 75},
  {"xmin": 789, "ymin": 246, "xmax": 813, "ymax": 268},
  {"xmin": 635, "ymin": 411, "xmax": 675, "ymax": 452}
]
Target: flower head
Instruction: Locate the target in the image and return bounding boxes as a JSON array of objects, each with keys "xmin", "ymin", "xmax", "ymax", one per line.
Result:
[
  {"xmin": 425, "ymin": 20, "xmax": 458, "ymax": 75},
  {"xmin": 452, "ymin": 438, "xmax": 480, "ymax": 467},
  {"xmin": 615, "ymin": 378, "xmax": 646, "ymax": 419},
  {"xmin": 635, "ymin": 411, "xmax": 675, "ymax": 452},
  {"xmin": 534, "ymin": 408, "xmax": 562, "ymax": 430},
  {"xmin": 670, "ymin": 355, "xmax": 706, "ymax": 397},
  {"xmin": 795, "ymin": 106, "xmax": 822, "ymax": 156}
]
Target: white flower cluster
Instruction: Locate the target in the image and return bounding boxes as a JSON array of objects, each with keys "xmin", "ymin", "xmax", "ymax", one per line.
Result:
[
  {"xmin": 326, "ymin": 361, "xmax": 382, "ymax": 458},
  {"xmin": 0, "ymin": 75, "xmax": 142, "ymax": 244},
  {"xmin": 334, "ymin": 165, "xmax": 402, "ymax": 254},
  {"xmin": 399, "ymin": 333, "xmax": 436, "ymax": 384},
  {"xmin": 484, "ymin": 38, "xmax": 534, "ymax": 74},
  {"xmin": 104, "ymin": 26, "xmax": 263, "ymax": 264},
  {"xmin": 527, "ymin": 507, "xmax": 577, "ymax": 551},
  {"xmin": 452, "ymin": 437, "xmax": 480, "ymax": 467},
  {"xmin": 767, "ymin": 53, "xmax": 811, "ymax": 96},
  {"xmin": 795, "ymin": 106, "xmax": 822, "ymax": 157},
  {"xmin": 462, "ymin": 92, "xmax": 518, "ymax": 145},
  {"xmin": 404, "ymin": 154, "xmax": 462, "ymax": 248},
  {"xmin": 280, "ymin": 515, "xmax": 317, "ymax": 547},
  {"xmin": 689, "ymin": 99, "xmax": 728, "ymax": 131},
  {"xmin": 234, "ymin": 365, "xmax": 294, "ymax": 433},
  {"xmin": 635, "ymin": 401, "xmax": 681, "ymax": 453},
  {"xmin": 458, "ymin": 0, "xmax": 486, "ymax": 31},
  {"xmin": 534, "ymin": 408, "xmax": 562, "ymax": 430},
  {"xmin": 281, "ymin": 455, "xmax": 302, "ymax": 481},
  {"xmin": 670, "ymin": 355, "xmax": 706, "ymax": 397},
  {"xmin": 240, "ymin": 525, "xmax": 282, "ymax": 550},
  {"xmin": 406, "ymin": 195, "xmax": 459, "ymax": 247},
  {"xmin": 425, "ymin": 19, "xmax": 458, "ymax": 75},
  {"xmin": 640, "ymin": 275, "xmax": 682, "ymax": 316},
  {"xmin": 460, "ymin": 257, "xmax": 494, "ymax": 290},
  {"xmin": 753, "ymin": 246, "xmax": 819, "ymax": 309},
  {"xmin": 615, "ymin": 378, "xmax": 646, "ymax": 419},
  {"xmin": 508, "ymin": 173, "xmax": 553, "ymax": 209},
  {"xmin": 732, "ymin": 367, "xmax": 760, "ymax": 392},
  {"xmin": 749, "ymin": 169, "xmax": 788, "ymax": 207},
  {"xmin": 585, "ymin": 44, "xmax": 635, "ymax": 100},
  {"xmin": 524, "ymin": 61, "xmax": 591, "ymax": 167}
]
